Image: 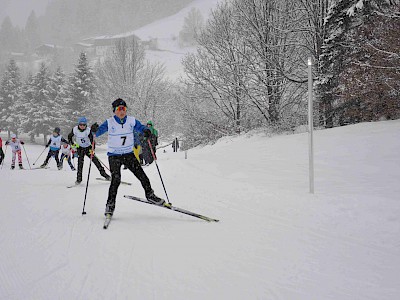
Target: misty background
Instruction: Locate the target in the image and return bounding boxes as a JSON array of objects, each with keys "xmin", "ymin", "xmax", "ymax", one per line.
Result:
[
  {"xmin": 1, "ymin": 0, "xmax": 49, "ymax": 27},
  {"xmin": 0, "ymin": 0, "xmax": 399, "ymax": 149}
]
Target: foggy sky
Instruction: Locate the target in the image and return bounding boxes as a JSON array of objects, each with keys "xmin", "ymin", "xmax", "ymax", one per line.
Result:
[{"xmin": 1, "ymin": 0, "xmax": 50, "ymax": 27}]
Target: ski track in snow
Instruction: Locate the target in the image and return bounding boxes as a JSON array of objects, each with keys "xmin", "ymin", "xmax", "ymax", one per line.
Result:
[{"xmin": 0, "ymin": 120, "xmax": 399, "ymax": 299}]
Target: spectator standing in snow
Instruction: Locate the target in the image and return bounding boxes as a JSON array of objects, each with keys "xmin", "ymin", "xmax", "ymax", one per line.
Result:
[{"xmin": 172, "ymin": 137, "xmax": 179, "ymax": 152}]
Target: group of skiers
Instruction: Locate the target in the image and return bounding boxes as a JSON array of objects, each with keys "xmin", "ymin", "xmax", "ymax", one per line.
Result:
[{"xmin": 0, "ymin": 98, "xmax": 163, "ymax": 216}]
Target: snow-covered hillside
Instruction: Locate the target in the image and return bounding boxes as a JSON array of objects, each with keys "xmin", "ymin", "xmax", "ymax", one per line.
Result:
[
  {"xmin": 133, "ymin": 0, "xmax": 221, "ymax": 80},
  {"xmin": 0, "ymin": 120, "xmax": 399, "ymax": 299}
]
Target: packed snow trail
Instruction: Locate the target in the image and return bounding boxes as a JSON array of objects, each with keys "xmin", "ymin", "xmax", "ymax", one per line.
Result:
[{"xmin": 0, "ymin": 120, "xmax": 399, "ymax": 299}]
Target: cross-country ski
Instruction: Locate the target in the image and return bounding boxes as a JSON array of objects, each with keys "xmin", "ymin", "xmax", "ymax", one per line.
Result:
[
  {"xmin": 124, "ymin": 195, "xmax": 219, "ymax": 222},
  {"xmin": 96, "ymin": 177, "xmax": 131, "ymax": 185}
]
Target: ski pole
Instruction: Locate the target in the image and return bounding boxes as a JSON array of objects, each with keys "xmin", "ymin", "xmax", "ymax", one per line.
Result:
[
  {"xmin": 147, "ymin": 139, "xmax": 171, "ymax": 204},
  {"xmin": 0, "ymin": 145, "xmax": 7, "ymax": 170},
  {"xmin": 21, "ymin": 144, "xmax": 32, "ymax": 169},
  {"xmin": 95, "ymin": 155, "xmax": 111, "ymax": 172},
  {"xmin": 33, "ymin": 147, "xmax": 47, "ymax": 165},
  {"xmin": 82, "ymin": 139, "xmax": 96, "ymax": 215}
]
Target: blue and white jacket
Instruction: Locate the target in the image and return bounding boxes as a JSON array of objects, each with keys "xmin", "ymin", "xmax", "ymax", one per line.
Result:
[{"xmin": 95, "ymin": 115, "xmax": 147, "ymax": 156}]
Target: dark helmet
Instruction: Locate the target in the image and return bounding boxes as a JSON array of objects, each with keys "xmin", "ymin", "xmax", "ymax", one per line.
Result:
[
  {"xmin": 54, "ymin": 127, "xmax": 61, "ymax": 134},
  {"xmin": 112, "ymin": 98, "xmax": 127, "ymax": 111}
]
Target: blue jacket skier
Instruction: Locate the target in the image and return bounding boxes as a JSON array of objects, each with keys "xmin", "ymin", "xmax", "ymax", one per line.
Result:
[{"xmin": 91, "ymin": 98, "xmax": 164, "ymax": 217}]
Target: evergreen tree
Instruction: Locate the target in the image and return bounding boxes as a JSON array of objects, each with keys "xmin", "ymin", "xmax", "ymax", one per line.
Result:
[
  {"xmin": 0, "ymin": 16, "xmax": 15, "ymax": 52},
  {"xmin": 317, "ymin": 0, "xmax": 399, "ymax": 127},
  {"xmin": 48, "ymin": 66, "xmax": 70, "ymax": 133},
  {"xmin": 67, "ymin": 52, "xmax": 96, "ymax": 125},
  {"xmin": 24, "ymin": 11, "xmax": 42, "ymax": 54},
  {"xmin": 335, "ymin": 0, "xmax": 400, "ymax": 123},
  {"xmin": 316, "ymin": 0, "xmax": 358, "ymax": 128},
  {"xmin": 20, "ymin": 73, "xmax": 37, "ymax": 142},
  {"xmin": 26, "ymin": 63, "xmax": 52, "ymax": 143},
  {"xmin": 0, "ymin": 59, "xmax": 22, "ymax": 136}
]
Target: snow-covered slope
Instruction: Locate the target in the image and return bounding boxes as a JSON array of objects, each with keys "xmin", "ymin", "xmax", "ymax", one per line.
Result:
[
  {"xmin": 133, "ymin": 0, "xmax": 221, "ymax": 80},
  {"xmin": 0, "ymin": 120, "xmax": 399, "ymax": 299}
]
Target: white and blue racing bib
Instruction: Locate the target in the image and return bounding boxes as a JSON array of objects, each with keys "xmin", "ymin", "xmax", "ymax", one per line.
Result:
[
  {"xmin": 73, "ymin": 126, "xmax": 91, "ymax": 148},
  {"xmin": 107, "ymin": 116, "xmax": 136, "ymax": 155}
]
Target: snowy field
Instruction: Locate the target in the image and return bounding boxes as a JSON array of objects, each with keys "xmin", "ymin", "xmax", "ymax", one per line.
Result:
[{"xmin": 0, "ymin": 120, "xmax": 399, "ymax": 299}]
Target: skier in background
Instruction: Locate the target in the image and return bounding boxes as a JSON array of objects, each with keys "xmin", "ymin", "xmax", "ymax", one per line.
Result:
[
  {"xmin": 0, "ymin": 129, "xmax": 4, "ymax": 165},
  {"xmin": 172, "ymin": 137, "xmax": 179, "ymax": 152},
  {"xmin": 40, "ymin": 127, "xmax": 68, "ymax": 168},
  {"xmin": 90, "ymin": 98, "xmax": 164, "ymax": 217},
  {"xmin": 5, "ymin": 134, "xmax": 25, "ymax": 169},
  {"xmin": 68, "ymin": 117, "xmax": 110, "ymax": 185},
  {"xmin": 58, "ymin": 142, "xmax": 76, "ymax": 171},
  {"xmin": 142, "ymin": 120, "xmax": 158, "ymax": 165}
]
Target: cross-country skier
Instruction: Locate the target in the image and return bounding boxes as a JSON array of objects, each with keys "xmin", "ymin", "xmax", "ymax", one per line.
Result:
[
  {"xmin": 142, "ymin": 120, "xmax": 158, "ymax": 165},
  {"xmin": 68, "ymin": 117, "xmax": 110, "ymax": 185},
  {"xmin": 40, "ymin": 127, "xmax": 68, "ymax": 168},
  {"xmin": 0, "ymin": 129, "xmax": 4, "ymax": 165},
  {"xmin": 90, "ymin": 98, "xmax": 164, "ymax": 217},
  {"xmin": 58, "ymin": 142, "xmax": 76, "ymax": 171},
  {"xmin": 5, "ymin": 134, "xmax": 25, "ymax": 169}
]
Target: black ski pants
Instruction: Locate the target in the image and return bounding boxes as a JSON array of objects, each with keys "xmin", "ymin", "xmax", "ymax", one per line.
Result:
[
  {"xmin": 142, "ymin": 143, "xmax": 154, "ymax": 165},
  {"xmin": 106, "ymin": 152, "xmax": 152, "ymax": 213},
  {"xmin": 0, "ymin": 148, "xmax": 4, "ymax": 164},
  {"xmin": 76, "ymin": 146, "xmax": 107, "ymax": 182},
  {"xmin": 44, "ymin": 149, "xmax": 60, "ymax": 165}
]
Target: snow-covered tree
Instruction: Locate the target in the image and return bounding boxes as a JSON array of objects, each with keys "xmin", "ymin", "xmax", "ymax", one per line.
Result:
[
  {"xmin": 24, "ymin": 63, "xmax": 52, "ymax": 143},
  {"xmin": 0, "ymin": 17, "xmax": 16, "ymax": 53},
  {"xmin": 95, "ymin": 38, "xmax": 177, "ymax": 138},
  {"xmin": 0, "ymin": 59, "xmax": 22, "ymax": 136},
  {"xmin": 182, "ymin": 2, "xmax": 250, "ymax": 136},
  {"xmin": 179, "ymin": 7, "xmax": 204, "ymax": 46},
  {"xmin": 24, "ymin": 11, "xmax": 42, "ymax": 54},
  {"xmin": 96, "ymin": 38, "xmax": 145, "ymax": 114},
  {"xmin": 336, "ymin": 0, "xmax": 400, "ymax": 123},
  {"xmin": 48, "ymin": 66, "xmax": 70, "ymax": 133},
  {"xmin": 317, "ymin": 0, "xmax": 399, "ymax": 127},
  {"xmin": 20, "ymin": 73, "xmax": 37, "ymax": 142},
  {"xmin": 316, "ymin": 0, "xmax": 358, "ymax": 128},
  {"xmin": 66, "ymin": 52, "xmax": 96, "ymax": 125}
]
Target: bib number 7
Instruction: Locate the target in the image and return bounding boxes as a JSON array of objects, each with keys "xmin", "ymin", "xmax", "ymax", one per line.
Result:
[{"xmin": 121, "ymin": 136, "xmax": 127, "ymax": 146}]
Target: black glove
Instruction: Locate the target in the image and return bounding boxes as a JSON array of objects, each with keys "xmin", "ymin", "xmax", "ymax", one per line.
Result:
[
  {"xmin": 91, "ymin": 122, "xmax": 99, "ymax": 133},
  {"xmin": 45, "ymin": 144, "xmax": 49, "ymax": 148},
  {"xmin": 20, "ymin": 141, "xmax": 25, "ymax": 145},
  {"xmin": 143, "ymin": 129, "xmax": 151, "ymax": 138},
  {"xmin": 5, "ymin": 141, "xmax": 9, "ymax": 145}
]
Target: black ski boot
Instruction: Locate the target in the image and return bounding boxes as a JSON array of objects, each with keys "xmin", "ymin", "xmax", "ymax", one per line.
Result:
[{"xmin": 145, "ymin": 190, "xmax": 165, "ymax": 206}]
